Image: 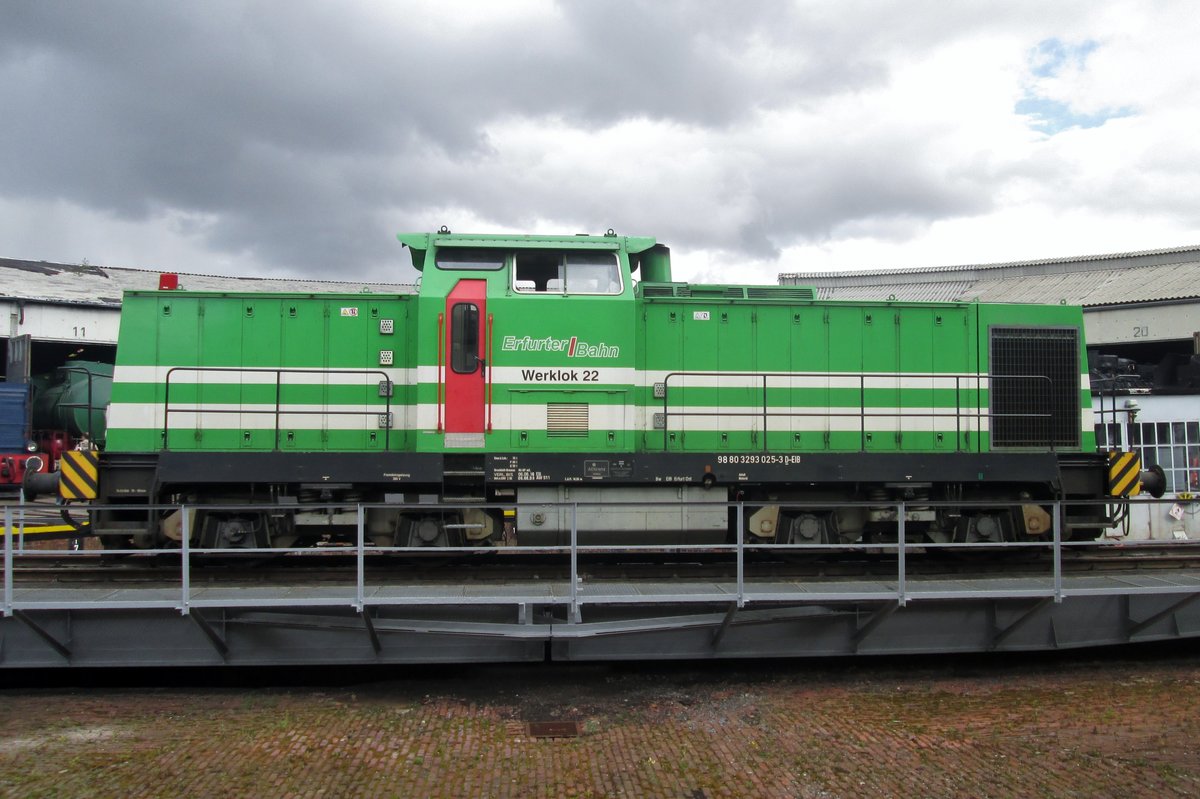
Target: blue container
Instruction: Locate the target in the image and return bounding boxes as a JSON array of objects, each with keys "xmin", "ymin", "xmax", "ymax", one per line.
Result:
[{"xmin": 0, "ymin": 383, "xmax": 31, "ymax": 452}]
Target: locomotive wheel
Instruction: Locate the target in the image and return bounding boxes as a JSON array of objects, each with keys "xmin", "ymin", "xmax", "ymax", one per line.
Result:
[
  {"xmin": 400, "ymin": 514, "xmax": 466, "ymax": 548},
  {"xmin": 197, "ymin": 512, "xmax": 271, "ymax": 549},
  {"xmin": 952, "ymin": 511, "xmax": 1037, "ymax": 548},
  {"xmin": 786, "ymin": 512, "xmax": 834, "ymax": 545},
  {"xmin": 100, "ymin": 534, "xmax": 134, "ymax": 551}
]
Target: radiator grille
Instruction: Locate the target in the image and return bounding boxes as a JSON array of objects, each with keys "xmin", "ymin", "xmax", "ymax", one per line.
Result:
[
  {"xmin": 639, "ymin": 283, "xmax": 683, "ymax": 297},
  {"xmin": 989, "ymin": 327, "xmax": 1080, "ymax": 448},
  {"xmin": 547, "ymin": 403, "xmax": 589, "ymax": 437},
  {"xmin": 687, "ymin": 286, "xmax": 745, "ymax": 298},
  {"xmin": 746, "ymin": 287, "xmax": 816, "ymax": 300}
]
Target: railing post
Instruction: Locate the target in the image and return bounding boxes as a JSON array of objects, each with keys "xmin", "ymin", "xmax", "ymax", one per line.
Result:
[
  {"xmin": 180, "ymin": 504, "xmax": 190, "ymax": 616},
  {"xmin": 4, "ymin": 505, "xmax": 13, "ymax": 616},
  {"xmin": 17, "ymin": 488, "xmax": 25, "ymax": 552},
  {"xmin": 1052, "ymin": 500, "xmax": 1063, "ymax": 603},
  {"xmin": 570, "ymin": 502, "xmax": 579, "ymax": 622},
  {"xmin": 384, "ymin": 371, "xmax": 393, "ymax": 449},
  {"xmin": 163, "ymin": 368, "xmax": 172, "ymax": 450},
  {"xmin": 356, "ymin": 504, "xmax": 365, "ymax": 612},
  {"xmin": 897, "ymin": 501, "xmax": 906, "ymax": 606},
  {"xmin": 860, "ymin": 375, "xmax": 866, "ymax": 451},
  {"xmin": 955, "ymin": 376, "xmax": 962, "ymax": 452},
  {"xmin": 86, "ymin": 368, "xmax": 95, "ymax": 442},
  {"xmin": 662, "ymin": 374, "xmax": 670, "ymax": 451},
  {"xmin": 761, "ymin": 375, "xmax": 768, "ymax": 452},
  {"xmin": 736, "ymin": 502, "xmax": 745, "ymax": 608},
  {"xmin": 274, "ymin": 369, "xmax": 282, "ymax": 450}
]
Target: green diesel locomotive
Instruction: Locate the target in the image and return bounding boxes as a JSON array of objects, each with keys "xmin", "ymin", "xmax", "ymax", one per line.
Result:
[{"xmin": 91, "ymin": 230, "xmax": 1127, "ymax": 549}]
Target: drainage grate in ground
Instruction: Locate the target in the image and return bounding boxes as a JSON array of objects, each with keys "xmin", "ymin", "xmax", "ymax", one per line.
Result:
[{"xmin": 526, "ymin": 721, "xmax": 580, "ymax": 738}]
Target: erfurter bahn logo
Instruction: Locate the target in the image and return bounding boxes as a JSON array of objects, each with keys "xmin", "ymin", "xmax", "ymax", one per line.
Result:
[{"xmin": 501, "ymin": 335, "xmax": 620, "ymax": 358}]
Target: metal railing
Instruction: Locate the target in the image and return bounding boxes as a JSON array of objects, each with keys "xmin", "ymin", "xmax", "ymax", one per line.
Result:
[
  {"xmin": 56, "ymin": 366, "xmax": 108, "ymax": 447},
  {"xmin": 163, "ymin": 367, "xmax": 395, "ymax": 450},
  {"xmin": 660, "ymin": 371, "xmax": 1056, "ymax": 452},
  {"xmin": 5, "ymin": 496, "xmax": 1197, "ymax": 622}
]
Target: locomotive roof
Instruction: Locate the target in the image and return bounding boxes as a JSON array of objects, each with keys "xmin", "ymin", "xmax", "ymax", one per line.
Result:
[
  {"xmin": 397, "ymin": 231, "xmax": 658, "ymax": 271},
  {"xmin": 0, "ymin": 257, "xmax": 416, "ymax": 308}
]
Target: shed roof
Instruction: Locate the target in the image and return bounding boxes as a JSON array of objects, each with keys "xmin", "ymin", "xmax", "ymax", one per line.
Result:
[
  {"xmin": 778, "ymin": 245, "xmax": 1200, "ymax": 306},
  {"xmin": 0, "ymin": 258, "xmax": 415, "ymax": 308}
]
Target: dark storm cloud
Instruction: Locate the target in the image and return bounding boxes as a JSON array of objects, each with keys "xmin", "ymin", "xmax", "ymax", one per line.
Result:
[{"xmin": 0, "ymin": 1, "xmax": 1048, "ymax": 278}]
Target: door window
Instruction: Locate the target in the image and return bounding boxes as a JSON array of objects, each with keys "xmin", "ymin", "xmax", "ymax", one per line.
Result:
[{"xmin": 450, "ymin": 302, "xmax": 480, "ymax": 373}]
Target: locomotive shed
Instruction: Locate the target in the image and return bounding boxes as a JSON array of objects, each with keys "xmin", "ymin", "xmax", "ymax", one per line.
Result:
[{"xmin": 2, "ymin": 239, "xmax": 1200, "ymax": 667}]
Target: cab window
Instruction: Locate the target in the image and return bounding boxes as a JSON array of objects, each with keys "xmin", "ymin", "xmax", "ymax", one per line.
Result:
[
  {"xmin": 436, "ymin": 248, "xmax": 504, "ymax": 271},
  {"xmin": 513, "ymin": 251, "xmax": 621, "ymax": 294}
]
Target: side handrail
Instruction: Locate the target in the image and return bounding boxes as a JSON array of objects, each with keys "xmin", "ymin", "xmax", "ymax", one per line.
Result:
[
  {"xmin": 436, "ymin": 311, "xmax": 445, "ymax": 432},
  {"xmin": 660, "ymin": 371, "xmax": 1056, "ymax": 452},
  {"xmin": 163, "ymin": 367, "xmax": 394, "ymax": 450},
  {"xmin": 56, "ymin": 366, "xmax": 106, "ymax": 447}
]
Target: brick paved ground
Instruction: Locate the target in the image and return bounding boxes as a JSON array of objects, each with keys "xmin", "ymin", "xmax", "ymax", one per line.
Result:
[{"xmin": 2, "ymin": 649, "xmax": 1200, "ymax": 798}]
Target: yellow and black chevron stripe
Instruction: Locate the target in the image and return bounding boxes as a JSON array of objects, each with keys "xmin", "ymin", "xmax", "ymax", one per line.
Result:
[
  {"xmin": 59, "ymin": 450, "xmax": 99, "ymax": 500},
  {"xmin": 1107, "ymin": 450, "xmax": 1142, "ymax": 497}
]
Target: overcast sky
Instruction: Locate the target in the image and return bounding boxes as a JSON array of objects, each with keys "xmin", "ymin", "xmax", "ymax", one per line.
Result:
[{"xmin": 3, "ymin": 1, "xmax": 1199, "ymax": 285}]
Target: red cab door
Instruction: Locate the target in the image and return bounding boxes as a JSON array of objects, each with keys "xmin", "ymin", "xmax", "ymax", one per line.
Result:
[{"xmin": 444, "ymin": 280, "xmax": 487, "ymax": 434}]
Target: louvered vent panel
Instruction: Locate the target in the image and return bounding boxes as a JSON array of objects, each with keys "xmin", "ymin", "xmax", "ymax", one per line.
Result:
[
  {"xmin": 746, "ymin": 287, "xmax": 816, "ymax": 300},
  {"xmin": 989, "ymin": 327, "xmax": 1080, "ymax": 448},
  {"xmin": 688, "ymin": 286, "xmax": 745, "ymax": 298},
  {"xmin": 547, "ymin": 403, "xmax": 589, "ymax": 437}
]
